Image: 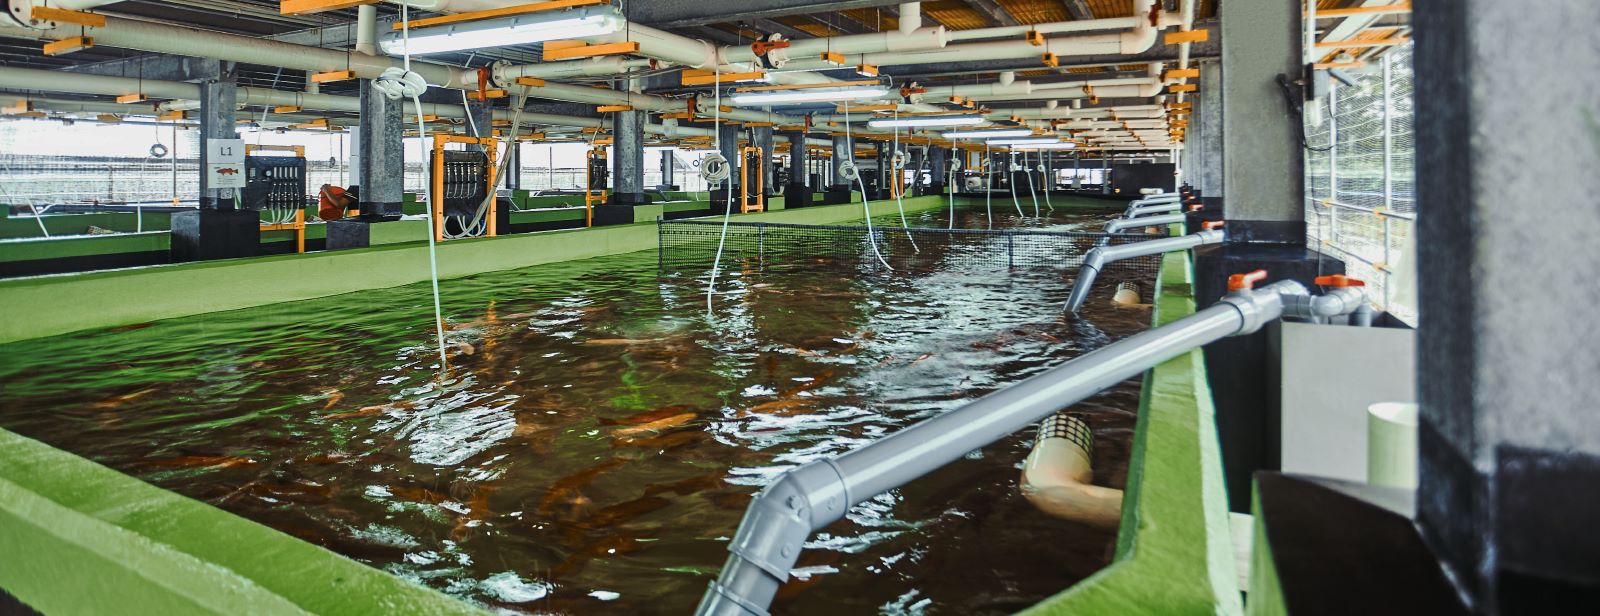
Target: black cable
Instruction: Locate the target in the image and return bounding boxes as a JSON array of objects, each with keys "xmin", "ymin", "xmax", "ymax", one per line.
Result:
[{"xmin": 1277, "ymin": 73, "xmax": 1334, "ymax": 153}]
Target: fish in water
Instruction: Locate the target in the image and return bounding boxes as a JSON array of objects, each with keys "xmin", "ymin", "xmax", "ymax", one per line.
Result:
[
  {"xmin": 552, "ymin": 531, "xmax": 645, "ymax": 576},
  {"xmin": 598, "ymin": 405, "xmax": 695, "ymax": 426},
  {"xmin": 612, "ymin": 429, "xmax": 704, "ymax": 450},
  {"xmin": 538, "ymin": 458, "xmax": 629, "ymax": 516},
  {"xmin": 609, "ymin": 413, "xmax": 696, "ymax": 438},
  {"xmin": 142, "ymin": 455, "xmax": 258, "ymax": 470},
  {"xmin": 325, "ymin": 400, "xmax": 412, "ymax": 420},
  {"xmin": 90, "ymin": 386, "xmax": 159, "ymax": 409},
  {"xmin": 582, "ymin": 337, "xmax": 664, "ymax": 346}
]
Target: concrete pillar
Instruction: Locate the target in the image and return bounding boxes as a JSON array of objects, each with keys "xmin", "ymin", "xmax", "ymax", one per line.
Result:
[
  {"xmin": 505, "ymin": 141, "xmax": 521, "ymax": 190},
  {"xmin": 660, "ymin": 149, "xmax": 675, "ymax": 190},
  {"xmin": 709, "ymin": 122, "xmax": 742, "ymax": 210},
  {"xmin": 1197, "ymin": 57, "xmax": 1224, "ymax": 204},
  {"xmin": 355, "ymin": 79, "xmax": 404, "ymax": 220},
  {"xmin": 927, "ymin": 146, "xmax": 946, "ymax": 194},
  {"xmin": 1072, "ymin": 152, "xmax": 1082, "ymax": 189},
  {"xmin": 197, "ymin": 68, "xmax": 237, "ymax": 210},
  {"xmin": 465, "ymin": 99, "xmax": 492, "ymax": 146},
  {"xmin": 830, "ymin": 134, "xmax": 852, "ymax": 189},
  {"xmin": 171, "ymin": 61, "xmax": 256, "ymax": 262},
  {"xmin": 1413, "ymin": 1, "xmax": 1600, "ymax": 609},
  {"xmin": 1194, "ymin": 0, "xmax": 1343, "ymax": 513},
  {"xmin": 783, "ymin": 130, "xmax": 810, "ymax": 207},
  {"xmin": 610, "ymin": 108, "xmax": 647, "ymax": 204},
  {"xmin": 754, "ymin": 126, "xmax": 775, "ymax": 196},
  {"xmin": 873, "ymin": 141, "xmax": 886, "ymax": 198}
]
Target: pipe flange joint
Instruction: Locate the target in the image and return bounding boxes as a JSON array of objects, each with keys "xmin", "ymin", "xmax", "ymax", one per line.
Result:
[{"xmin": 699, "ymin": 582, "xmax": 772, "ymax": 616}]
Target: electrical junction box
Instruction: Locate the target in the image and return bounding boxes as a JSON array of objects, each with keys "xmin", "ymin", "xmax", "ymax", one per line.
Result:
[{"xmin": 206, "ymin": 138, "xmax": 246, "ymax": 189}]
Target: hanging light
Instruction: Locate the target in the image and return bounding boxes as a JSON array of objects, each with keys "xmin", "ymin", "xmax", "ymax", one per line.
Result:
[
  {"xmin": 866, "ymin": 115, "xmax": 983, "ymax": 128},
  {"xmin": 378, "ymin": 6, "xmax": 624, "ymax": 55},
  {"xmin": 942, "ymin": 128, "xmax": 1033, "ymax": 139},
  {"xmin": 729, "ymin": 86, "xmax": 889, "ymax": 106}
]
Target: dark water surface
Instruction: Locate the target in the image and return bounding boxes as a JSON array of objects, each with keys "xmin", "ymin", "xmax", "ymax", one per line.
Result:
[{"xmin": 0, "ymin": 207, "xmax": 1149, "ymax": 615}]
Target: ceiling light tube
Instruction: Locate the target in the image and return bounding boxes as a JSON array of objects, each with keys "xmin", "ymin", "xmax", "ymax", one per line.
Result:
[
  {"xmin": 1012, "ymin": 142, "xmax": 1079, "ymax": 150},
  {"xmin": 866, "ymin": 115, "xmax": 983, "ymax": 128},
  {"xmin": 987, "ymin": 137, "xmax": 1065, "ymax": 145},
  {"xmin": 378, "ymin": 6, "xmax": 624, "ymax": 56},
  {"xmin": 942, "ymin": 128, "xmax": 1034, "ymax": 139},
  {"xmin": 729, "ymin": 86, "xmax": 890, "ymax": 106}
]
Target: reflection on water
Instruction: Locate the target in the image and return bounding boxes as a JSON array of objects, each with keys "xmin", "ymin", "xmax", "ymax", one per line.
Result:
[{"xmin": 0, "ymin": 207, "xmax": 1148, "ymax": 615}]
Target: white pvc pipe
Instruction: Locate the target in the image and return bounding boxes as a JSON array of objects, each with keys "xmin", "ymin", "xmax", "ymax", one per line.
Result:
[
  {"xmin": 354, "ymin": 4, "xmax": 377, "ymax": 56},
  {"xmin": 0, "ymin": 16, "xmax": 475, "ymax": 88},
  {"xmin": 897, "ymin": 2, "xmax": 921, "ymax": 36}
]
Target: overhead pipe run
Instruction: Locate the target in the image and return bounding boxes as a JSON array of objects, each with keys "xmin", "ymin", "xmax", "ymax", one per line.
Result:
[{"xmin": 697, "ymin": 276, "xmax": 1369, "ymax": 616}]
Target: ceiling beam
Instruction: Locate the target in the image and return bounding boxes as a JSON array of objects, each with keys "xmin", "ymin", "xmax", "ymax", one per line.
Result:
[
  {"xmin": 808, "ymin": 13, "xmax": 874, "ymax": 35},
  {"xmin": 625, "ymin": 0, "xmax": 905, "ymax": 29},
  {"xmin": 1060, "ymin": 0, "xmax": 1094, "ymax": 21},
  {"xmin": 741, "ymin": 17, "xmax": 815, "ymax": 41},
  {"xmin": 965, "ymin": 0, "xmax": 1021, "ymax": 27}
]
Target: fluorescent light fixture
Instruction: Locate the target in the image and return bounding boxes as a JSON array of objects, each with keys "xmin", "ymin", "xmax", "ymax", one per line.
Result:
[
  {"xmin": 1012, "ymin": 142, "xmax": 1078, "ymax": 150},
  {"xmin": 729, "ymin": 86, "xmax": 889, "ymax": 106},
  {"xmin": 378, "ymin": 6, "xmax": 624, "ymax": 55},
  {"xmin": 942, "ymin": 128, "xmax": 1033, "ymax": 139},
  {"xmin": 866, "ymin": 115, "xmax": 982, "ymax": 128},
  {"xmin": 987, "ymin": 137, "xmax": 1064, "ymax": 146}
]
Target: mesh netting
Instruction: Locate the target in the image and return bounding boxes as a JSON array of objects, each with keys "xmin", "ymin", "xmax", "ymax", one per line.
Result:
[{"xmin": 658, "ymin": 219, "xmax": 1164, "ymax": 300}]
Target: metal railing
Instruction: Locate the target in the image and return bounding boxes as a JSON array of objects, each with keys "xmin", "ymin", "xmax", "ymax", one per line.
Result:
[{"xmin": 1305, "ymin": 43, "xmax": 1416, "ymax": 324}]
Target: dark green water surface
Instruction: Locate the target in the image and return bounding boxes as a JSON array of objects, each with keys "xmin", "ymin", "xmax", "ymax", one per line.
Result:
[{"xmin": 0, "ymin": 208, "xmax": 1149, "ymax": 615}]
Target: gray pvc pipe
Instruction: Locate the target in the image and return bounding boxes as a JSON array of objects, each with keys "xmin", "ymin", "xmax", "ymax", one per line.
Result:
[
  {"xmin": 1105, "ymin": 213, "xmax": 1185, "ymax": 233},
  {"xmin": 698, "ymin": 281, "xmax": 1311, "ymax": 615},
  {"xmin": 1126, "ymin": 201, "xmax": 1184, "ymax": 217},
  {"xmin": 1064, "ymin": 229, "xmax": 1224, "ymax": 313}
]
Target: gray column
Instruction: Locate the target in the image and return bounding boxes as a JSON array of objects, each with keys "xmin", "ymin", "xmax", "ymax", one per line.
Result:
[
  {"xmin": 505, "ymin": 140, "xmax": 521, "ymax": 190},
  {"xmin": 874, "ymin": 141, "xmax": 885, "ymax": 196},
  {"xmin": 784, "ymin": 131, "xmax": 807, "ymax": 187},
  {"xmin": 1414, "ymin": 0, "xmax": 1600, "ymax": 609},
  {"xmin": 197, "ymin": 65, "xmax": 237, "ymax": 210},
  {"xmin": 1197, "ymin": 58, "xmax": 1224, "ymax": 198},
  {"xmin": 927, "ymin": 146, "xmax": 945, "ymax": 191},
  {"xmin": 754, "ymin": 126, "xmax": 775, "ymax": 195},
  {"xmin": 611, "ymin": 108, "xmax": 646, "ymax": 203},
  {"xmin": 830, "ymin": 134, "xmax": 852, "ymax": 189},
  {"xmin": 1220, "ymin": 0, "xmax": 1302, "ymax": 242},
  {"xmin": 357, "ymin": 79, "xmax": 404, "ymax": 219},
  {"xmin": 718, "ymin": 122, "xmax": 742, "ymax": 196},
  {"xmin": 660, "ymin": 149, "xmax": 674, "ymax": 190},
  {"xmin": 908, "ymin": 147, "xmax": 925, "ymax": 195}
]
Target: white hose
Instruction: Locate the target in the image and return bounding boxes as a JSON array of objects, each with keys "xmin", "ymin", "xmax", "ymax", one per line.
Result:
[
  {"xmin": 1009, "ymin": 155, "xmax": 1025, "ymax": 217},
  {"xmin": 844, "ymin": 107, "xmax": 892, "ymax": 270},
  {"xmin": 889, "ymin": 109, "xmax": 918, "ymax": 252},
  {"xmin": 947, "ymin": 154, "xmax": 960, "ymax": 230},
  {"xmin": 1024, "ymin": 151, "xmax": 1039, "ymax": 217},
  {"xmin": 386, "ymin": 6, "xmax": 449, "ymax": 373},
  {"xmin": 706, "ymin": 71, "xmax": 736, "ymax": 313},
  {"xmin": 983, "ymin": 142, "xmax": 993, "ymax": 230}
]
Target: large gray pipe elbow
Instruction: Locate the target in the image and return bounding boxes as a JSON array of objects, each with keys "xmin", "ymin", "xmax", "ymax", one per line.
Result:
[{"xmin": 698, "ymin": 460, "xmax": 850, "ymax": 616}]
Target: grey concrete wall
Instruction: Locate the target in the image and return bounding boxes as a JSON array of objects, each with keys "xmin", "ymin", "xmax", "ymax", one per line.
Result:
[
  {"xmin": 1220, "ymin": 0, "xmax": 1301, "ymax": 231},
  {"xmin": 1414, "ymin": 0, "xmax": 1600, "ymax": 607}
]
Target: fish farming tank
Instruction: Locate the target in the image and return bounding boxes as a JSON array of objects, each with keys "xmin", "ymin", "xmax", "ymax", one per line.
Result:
[{"xmin": 0, "ymin": 207, "xmax": 1161, "ymax": 614}]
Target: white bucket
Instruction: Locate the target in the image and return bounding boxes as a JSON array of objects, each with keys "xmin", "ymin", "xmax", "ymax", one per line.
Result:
[{"xmin": 1367, "ymin": 402, "xmax": 1418, "ymax": 488}]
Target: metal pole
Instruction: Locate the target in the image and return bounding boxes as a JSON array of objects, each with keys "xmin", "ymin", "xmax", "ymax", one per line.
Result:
[
  {"xmin": 1328, "ymin": 88, "xmax": 1339, "ymax": 245},
  {"xmin": 1381, "ymin": 54, "xmax": 1394, "ymax": 311}
]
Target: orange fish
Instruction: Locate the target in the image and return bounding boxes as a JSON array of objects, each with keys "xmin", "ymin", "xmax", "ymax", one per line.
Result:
[
  {"xmin": 143, "ymin": 455, "xmax": 257, "ymax": 470},
  {"xmin": 599, "ymin": 405, "xmax": 695, "ymax": 426},
  {"xmin": 610, "ymin": 413, "xmax": 696, "ymax": 438}
]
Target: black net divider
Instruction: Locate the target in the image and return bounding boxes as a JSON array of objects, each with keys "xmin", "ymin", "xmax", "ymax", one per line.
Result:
[{"xmin": 658, "ymin": 218, "xmax": 1165, "ymax": 300}]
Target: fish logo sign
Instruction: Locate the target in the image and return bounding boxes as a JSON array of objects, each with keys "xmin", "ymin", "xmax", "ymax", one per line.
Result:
[{"xmin": 216, "ymin": 167, "xmax": 240, "ymax": 175}]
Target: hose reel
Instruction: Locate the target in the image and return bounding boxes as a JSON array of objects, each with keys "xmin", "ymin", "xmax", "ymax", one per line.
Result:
[
  {"xmin": 890, "ymin": 150, "xmax": 908, "ymax": 170},
  {"xmin": 148, "ymin": 143, "xmax": 168, "ymax": 158},
  {"xmin": 373, "ymin": 67, "xmax": 427, "ymax": 101},
  {"xmin": 700, "ymin": 152, "xmax": 731, "ymax": 183}
]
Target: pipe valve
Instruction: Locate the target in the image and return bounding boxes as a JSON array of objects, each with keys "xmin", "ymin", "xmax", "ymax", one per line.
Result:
[
  {"xmin": 1201, "ymin": 220, "xmax": 1224, "ymax": 230},
  {"xmin": 1227, "ymin": 269, "xmax": 1268, "ymax": 292},
  {"xmin": 1313, "ymin": 274, "xmax": 1365, "ymax": 288}
]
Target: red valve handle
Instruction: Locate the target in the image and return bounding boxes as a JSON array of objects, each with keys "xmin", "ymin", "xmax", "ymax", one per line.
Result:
[
  {"xmin": 1201, "ymin": 219, "xmax": 1224, "ymax": 229},
  {"xmin": 1227, "ymin": 269, "xmax": 1268, "ymax": 291},
  {"xmin": 1314, "ymin": 274, "xmax": 1365, "ymax": 288}
]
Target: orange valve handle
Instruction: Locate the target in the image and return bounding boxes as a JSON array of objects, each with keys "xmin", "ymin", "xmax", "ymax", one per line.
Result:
[
  {"xmin": 1227, "ymin": 269, "xmax": 1268, "ymax": 291},
  {"xmin": 1313, "ymin": 274, "xmax": 1365, "ymax": 288},
  {"xmin": 1201, "ymin": 220, "xmax": 1224, "ymax": 230},
  {"xmin": 751, "ymin": 39, "xmax": 790, "ymax": 56},
  {"xmin": 1189, "ymin": 203, "xmax": 1205, "ymax": 212}
]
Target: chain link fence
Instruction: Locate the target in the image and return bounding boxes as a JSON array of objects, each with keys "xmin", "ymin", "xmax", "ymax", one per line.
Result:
[{"xmin": 1305, "ymin": 44, "xmax": 1416, "ymax": 324}]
